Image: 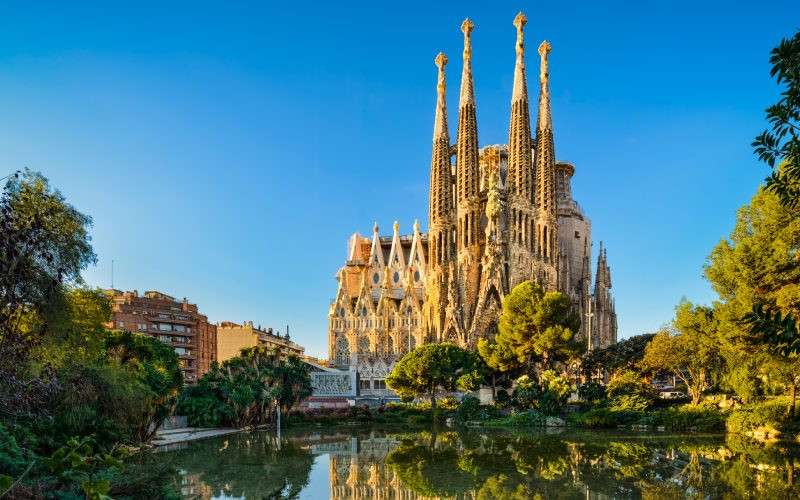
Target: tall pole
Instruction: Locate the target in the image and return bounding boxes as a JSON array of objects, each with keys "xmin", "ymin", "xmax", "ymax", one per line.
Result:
[{"xmin": 586, "ymin": 293, "xmax": 593, "ymax": 352}]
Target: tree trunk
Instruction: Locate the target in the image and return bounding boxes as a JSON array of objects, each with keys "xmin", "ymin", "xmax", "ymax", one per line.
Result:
[
  {"xmin": 790, "ymin": 381, "xmax": 796, "ymax": 416},
  {"xmin": 430, "ymin": 384, "xmax": 437, "ymax": 412},
  {"xmin": 491, "ymin": 373, "xmax": 496, "ymax": 402},
  {"xmin": 691, "ymin": 389, "xmax": 701, "ymax": 407}
]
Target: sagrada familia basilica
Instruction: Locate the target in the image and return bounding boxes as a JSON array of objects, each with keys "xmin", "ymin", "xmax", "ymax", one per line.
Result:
[{"xmin": 327, "ymin": 14, "xmax": 617, "ymax": 391}]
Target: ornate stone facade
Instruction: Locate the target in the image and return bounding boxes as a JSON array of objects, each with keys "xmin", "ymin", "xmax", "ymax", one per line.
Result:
[{"xmin": 328, "ymin": 14, "xmax": 618, "ymax": 392}]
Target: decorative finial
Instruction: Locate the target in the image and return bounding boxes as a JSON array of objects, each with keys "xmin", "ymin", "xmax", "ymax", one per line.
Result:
[
  {"xmin": 435, "ymin": 52, "xmax": 448, "ymax": 96},
  {"xmin": 538, "ymin": 40, "xmax": 551, "ymax": 85},
  {"xmin": 513, "ymin": 13, "xmax": 526, "ymax": 55},
  {"xmin": 413, "ymin": 219, "xmax": 420, "ymax": 233},
  {"xmin": 393, "ymin": 220, "xmax": 399, "ymax": 234},
  {"xmin": 373, "ymin": 221, "xmax": 379, "ymax": 233},
  {"xmin": 461, "ymin": 19, "xmax": 474, "ymax": 59}
]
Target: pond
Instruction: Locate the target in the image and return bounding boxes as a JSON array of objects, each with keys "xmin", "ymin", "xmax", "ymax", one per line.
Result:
[{"xmin": 147, "ymin": 426, "xmax": 800, "ymax": 498}]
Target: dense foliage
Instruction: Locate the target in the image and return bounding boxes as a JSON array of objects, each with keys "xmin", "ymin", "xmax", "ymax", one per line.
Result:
[
  {"xmin": 478, "ymin": 281, "xmax": 582, "ymax": 375},
  {"xmin": 179, "ymin": 346, "xmax": 312, "ymax": 428},
  {"xmin": 581, "ymin": 333, "xmax": 655, "ymax": 377},
  {"xmin": 386, "ymin": 343, "xmax": 486, "ymax": 410},
  {"xmin": 0, "ymin": 171, "xmax": 183, "ymax": 497}
]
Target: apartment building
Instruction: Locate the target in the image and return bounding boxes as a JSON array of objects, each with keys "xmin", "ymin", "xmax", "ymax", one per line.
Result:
[
  {"xmin": 216, "ymin": 321, "xmax": 304, "ymax": 362},
  {"xmin": 105, "ymin": 289, "xmax": 217, "ymax": 383}
]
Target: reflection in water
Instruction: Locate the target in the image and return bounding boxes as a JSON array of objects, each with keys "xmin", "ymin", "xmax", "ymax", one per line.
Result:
[{"xmin": 154, "ymin": 427, "xmax": 800, "ymax": 499}]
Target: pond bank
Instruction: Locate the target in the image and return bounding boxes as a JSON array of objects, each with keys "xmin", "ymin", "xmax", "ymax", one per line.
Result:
[
  {"xmin": 152, "ymin": 426, "xmax": 242, "ymax": 447},
  {"xmin": 140, "ymin": 424, "xmax": 800, "ymax": 498}
]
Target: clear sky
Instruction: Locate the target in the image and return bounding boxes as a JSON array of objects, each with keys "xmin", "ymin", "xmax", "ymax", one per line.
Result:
[{"xmin": 1, "ymin": 1, "xmax": 797, "ymax": 358}]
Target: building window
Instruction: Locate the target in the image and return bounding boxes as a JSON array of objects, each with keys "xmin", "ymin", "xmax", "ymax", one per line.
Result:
[
  {"xmin": 374, "ymin": 380, "xmax": 386, "ymax": 390},
  {"xmin": 336, "ymin": 337, "xmax": 350, "ymax": 366},
  {"xmin": 359, "ymin": 380, "xmax": 371, "ymax": 390},
  {"xmin": 158, "ymin": 323, "xmax": 172, "ymax": 331},
  {"xmin": 393, "ymin": 272, "xmax": 399, "ymax": 283},
  {"xmin": 373, "ymin": 273, "xmax": 379, "ymax": 284},
  {"xmin": 118, "ymin": 321, "xmax": 125, "ymax": 329}
]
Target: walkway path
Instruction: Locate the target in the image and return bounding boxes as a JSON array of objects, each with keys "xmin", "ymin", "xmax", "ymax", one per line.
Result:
[{"xmin": 152, "ymin": 427, "xmax": 241, "ymax": 447}]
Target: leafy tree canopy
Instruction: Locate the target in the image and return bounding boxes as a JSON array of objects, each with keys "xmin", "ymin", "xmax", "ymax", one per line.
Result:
[
  {"xmin": 754, "ymin": 30, "xmax": 800, "ymax": 208},
  {"xmin": 386, "ymin": 343, "xmax": 485, "ymax": 410},
  {"xmin": 478, "ymin": 281, "xmax": 581, "ymax": 375},
  {"xmin": 581, "ymin": 333, "xmax": 656, "ymax": 377},
  {"xmin": 641, "ymin": 302, "xmax": 721, "ymax": 406}
]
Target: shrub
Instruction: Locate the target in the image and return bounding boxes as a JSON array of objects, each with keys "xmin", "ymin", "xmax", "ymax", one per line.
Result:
[
  {"xmin": 36, "ymin": 364, "xmax": 155, "ymax": 451},
  {"xmin": 485, "ymin": 411, "xmax": 546, "ymax": 427},
  {"xmin": 455, "ymin": 397, "xmax": 481, "ymax": 422},
  {"xmin": 416, "ymin": 397, "xmax": 460, "ymax": 411},
  {"xmin": 727, "ymin": 398, "xmax": 800, "ymax": 435},
  {"xmin": 608, "ymin": 394, "xmax": 653, "ymax": 413},
  {"xmin": 606, "ymin": 371, "xmax": 656, "ymax": 411},
  {"xmin": 406, "ymin": 414, "xmax": 431, "ymax": 425},
  {"xmin": 0, "ymin": 422, "xmax": 29, "ymax": 477},
  {"xmin": 654, "ymin": 404, "xmax": 726, "ymax": 432},
  {"xmin": 495, "ymin": 390, "xmax": 512, "ymax": 409},
  {"xmin": 578, "ymin": 383, "xmax": 605, "ymax": 409},
  {"xmin": 567, "ymin": 408, "xmax": 619, "ymax": 428},
  {"xmin": 512, "ymin": 375, "xmax": 539, "ymax": 410}
]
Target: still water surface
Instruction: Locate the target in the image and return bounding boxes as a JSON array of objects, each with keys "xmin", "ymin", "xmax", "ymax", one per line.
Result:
[{"xmin": 153, "ymin": 426, "xmax": 800, "ymax": 498}]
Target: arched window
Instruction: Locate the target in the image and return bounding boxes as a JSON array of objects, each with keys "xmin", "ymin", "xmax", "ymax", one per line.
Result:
[{"xmin": 336, "ymin": 336, "xmax": 351, "ymax": 366}]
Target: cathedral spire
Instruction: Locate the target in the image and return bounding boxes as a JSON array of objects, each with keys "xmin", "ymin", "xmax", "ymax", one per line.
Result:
[
  {"xmin": 456, "ymin": 19, "xmax": 479, "ymax": 204},
  {"xmin": 534, "ymin": 39, "xmax": 558, "ymax": 267},
  {"xmin": 428, "ymin": 52, "xmax": 453, "ymax": 267},
  {"xmin": 507, "ymin": 13, "xmax": 533, "ymax": 204},
  {"xmin": 459, "ymin": 19, "xmax": 475, "ymax": 108},
  {"xmin": 456, "ymin": 18, "xmax": 480, "ymax": 251},
  {"xmin": 535, "ymin": 40, "xmax": 557, "ymax": 217}
]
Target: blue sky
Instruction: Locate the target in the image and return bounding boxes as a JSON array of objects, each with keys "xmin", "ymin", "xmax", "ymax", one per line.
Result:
[{"xmin": 1, "ymin": 1, "xmax": 797, "ymax": 358}]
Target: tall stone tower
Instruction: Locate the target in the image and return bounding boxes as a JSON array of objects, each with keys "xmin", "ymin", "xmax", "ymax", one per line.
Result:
[
  {"xmin": 327, "ymin": 14, "xmax": 619, "ymax": 389},
  {"xmin": 506, "ymin": 13, "xmax": 535, "ymax": 289},
  {"xmin": 533, "ymin": 39, "xmax": 558, "ymax": 288},
  {"xmin": 455, "ymin": 19, "xmax": 482, "ymax": 334},
  {"xmin": 424, "ymin": 52, "xmax": 454, "ymax": 343}
]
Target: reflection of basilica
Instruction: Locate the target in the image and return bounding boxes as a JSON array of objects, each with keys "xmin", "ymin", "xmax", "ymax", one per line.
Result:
[
  {"xmin": 160, "ymin": 428, "xmax": 800, "ymax": 498},
  {"xmin": 325, "ymin": 434, "xmax": 430, "ymax": 499}
]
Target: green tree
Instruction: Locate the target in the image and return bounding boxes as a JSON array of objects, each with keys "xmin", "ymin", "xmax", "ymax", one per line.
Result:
[
  {"xmin": 753, "ymin": 30, "xmax": 800, "ymax": 208},
  {"xmin": 29, "ymin": 287, "xmax": 112, "ymax": 369},
  {"xmin": 747, "ymin": 29, "xmax": 800, "ymax": 358},
  {"xmin": 179, "ymin": 347, "xmax": 311, "ymax": 429},
  {"xmin": 386, "ymin": 343, "xmax": 484, "ymax": 411},
  {"xmin": 581, "ymin": 333, "xmax": 656, "ymax": 379},
  {"xmin": 0, "ymin": 170, "xmax": 96, "ymax": 419},
  {"xmin": 641, "ymin": 302, "xmax": 721, "ymax": 406},
  {"xmin": 478, "ymin": 281, "xmax": 581, "ymax": 376},
  {"xmin": 103, "ymin": 330, "xmax": 184, "ymax": 442},
  {"xmin": 605, "ymin": 370, "xmax": 657, "ymax": 412},
  {"xmin": 705, "ymin": 186, "xmax": 800, "ymax": 412}
]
